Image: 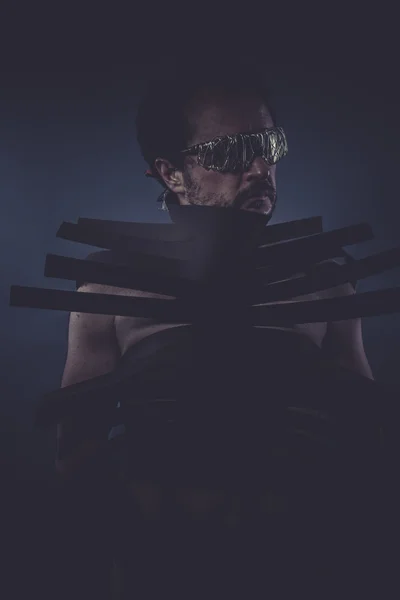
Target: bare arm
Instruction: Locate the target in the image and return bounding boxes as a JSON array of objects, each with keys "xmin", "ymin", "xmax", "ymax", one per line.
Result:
[
  {"xmin": 322, "ymin": 282, "xmax": 374, "ymax": 380},
  {"xmin": 56, "ymin": 283, "xmax": 121, "ymax": 478}
]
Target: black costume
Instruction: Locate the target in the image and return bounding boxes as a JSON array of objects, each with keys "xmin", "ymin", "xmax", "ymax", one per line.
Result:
[{"xmin": 10, "ymin": 204, "xmax": 398, "ymax": 598}]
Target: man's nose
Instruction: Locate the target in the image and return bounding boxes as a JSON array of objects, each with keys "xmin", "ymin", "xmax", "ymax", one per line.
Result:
[{"xmin": 244, "ymin": 156, "xmax": 272, "ymax": 180}]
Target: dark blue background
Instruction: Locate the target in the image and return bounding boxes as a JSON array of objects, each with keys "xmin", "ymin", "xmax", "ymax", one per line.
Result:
[{"xmin": 0, "ymin": 7, "xmax": 398, "ymax": 597}]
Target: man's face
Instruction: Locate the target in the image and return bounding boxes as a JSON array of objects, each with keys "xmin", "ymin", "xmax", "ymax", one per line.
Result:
[{"xmin": 179, "ymin": 89, "xmax": 277, "ymax": 216}]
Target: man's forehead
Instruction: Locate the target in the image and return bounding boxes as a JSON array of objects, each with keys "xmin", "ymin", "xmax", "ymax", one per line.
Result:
[{"xmin": 186, "ymin": 90, "xmax": 274, "ymax": 145}]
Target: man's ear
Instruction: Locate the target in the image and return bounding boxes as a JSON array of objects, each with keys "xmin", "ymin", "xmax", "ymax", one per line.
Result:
[{"xmin": 154, "ymin": 158, "xmax": 185, "ymax": 195}]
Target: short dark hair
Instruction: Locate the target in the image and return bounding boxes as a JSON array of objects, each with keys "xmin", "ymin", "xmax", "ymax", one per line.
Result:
[{"xmin": 136, "ymin": 63, "xmax": 278, "ymax": 177}]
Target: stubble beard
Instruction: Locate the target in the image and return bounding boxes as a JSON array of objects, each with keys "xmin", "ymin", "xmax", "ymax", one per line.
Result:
[{"xmin": 183, "ymin": 170, "xmax": 232, "ymax": 208}]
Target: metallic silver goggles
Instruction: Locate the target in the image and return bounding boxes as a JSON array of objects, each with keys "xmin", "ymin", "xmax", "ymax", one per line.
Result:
[{"xmin": 181, "ymin": 126, "xmax": 288, "ymax": 173}]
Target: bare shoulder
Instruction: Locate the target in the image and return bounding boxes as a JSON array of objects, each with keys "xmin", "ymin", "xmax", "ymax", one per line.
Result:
[
  {"xmin": 313, "ymin": 258, "xmax": 356, "ymax": 300},
  {"xmin": 318, "ymin": 260, "xmax": 374, "ymax": 378}
]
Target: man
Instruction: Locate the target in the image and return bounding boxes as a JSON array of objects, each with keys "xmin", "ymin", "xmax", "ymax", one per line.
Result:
[{"xmin": 56, "ymin": 66, "xmax": 375, "ymax": 597}]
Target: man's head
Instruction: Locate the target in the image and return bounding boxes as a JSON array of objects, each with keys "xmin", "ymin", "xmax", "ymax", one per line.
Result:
[{"xmin": 136, "ymin": 65, "xmax": 286, "ymax": 217}]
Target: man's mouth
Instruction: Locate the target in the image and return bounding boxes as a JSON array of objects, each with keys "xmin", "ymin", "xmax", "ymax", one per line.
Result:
[{"xmin": 239, "ymin": 195, "xmax": 273, "ymax": 212}]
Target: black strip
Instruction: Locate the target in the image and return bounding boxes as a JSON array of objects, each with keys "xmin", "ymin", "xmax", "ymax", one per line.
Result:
[
  {"xmin": 56, "ymin": 218, "xmax": 332, "ymax": 275},
  {"xmin": 9, "ymin": 285, "xmax": 192, "ymax": 321},
  {"xmin": 252, "ymin": 287, "xmax": 400, "ymax": 324},
  {"xmin": 45, "ymin": 254, "xmax": 190, "ymax": 297},
  {"xmin": 259, "ymin": 216, "xmax": 323, "ymax": 244},
  {"xmin": 57, "ymin": 221, "xmax": 193, "ymax": 261},
  {"xmin": 256, "ymin": 246, "xmax": 400, "ymax": 302},
  {"xmin": 10, "ymin": 283, "xmax": 400, "ymax": 324},
  {"xmin": 78, "ymin": 215, "xmax": 323, "ymax": 245},
  {"xmin": 56, "ymin": 222, "xmax": 371, "ymax": 283},
  {"xmin": 256, "ymin": 223, "xmax": 373, "ymax": 269},
  {"xmin": 77, "ymin": 217, "xmax": 185, "ymax": 241}
]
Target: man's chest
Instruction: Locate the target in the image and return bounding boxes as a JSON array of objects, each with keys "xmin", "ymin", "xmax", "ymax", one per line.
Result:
[{"xmin": 112, "ymin": 278, "xmax": 335, "ymax": 355}]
